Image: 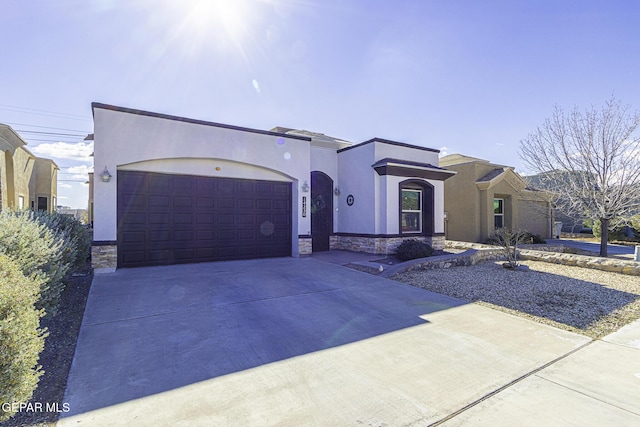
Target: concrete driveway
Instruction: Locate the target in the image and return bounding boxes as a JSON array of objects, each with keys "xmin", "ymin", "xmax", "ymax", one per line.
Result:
[
  {"xmin": 60, "ymin": 257, "xmax": 637, "ymax": 426},
  {"xmin": 547, "ymin": 238, "xmax": 635, "ymax": 257}
]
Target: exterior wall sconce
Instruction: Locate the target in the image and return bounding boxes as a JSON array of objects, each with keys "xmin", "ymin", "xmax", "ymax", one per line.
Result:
[
  {"xmin": 334, "ymin": 186, "xmax": 341, "ymax": 196},
  {"xmin": 101, "ymin": 166, "xmax": 112, "ymax": 183},
  {"xmin": 301, "ymin": 180, "xmax": 310, "ymax": 192}
]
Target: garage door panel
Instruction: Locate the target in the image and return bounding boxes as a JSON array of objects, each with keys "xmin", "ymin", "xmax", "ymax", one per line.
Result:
[
  {"xmin": 237, "ymin": 214, "xmax": 254, "ymax": 225},
  {"xmin": 217, "ymin": 214, "xmax": 235, "ymax": 225},
  {"xmin": 274, "ymin": 183, "xmax": 290, "ymax": 194},
  {"xmin": 235, "ymin": 181, "xmax": 253, "ymax": 193},
  {"xmin": 196, "ymin": 197, "xmax": 215, "ymax": 208},
  {"xmin": 237, "ymin": 199, "xmax": 253, "ymax": 209},
  {"xmin": 120, "ymin": 193, "xmax": 147, "ymax": 209},
  {"xmin": 148, "ymin": 195, "xmax": 170, "ymax": 208},
  {"xmin": 218, "ymin": 180, "xmax": 234, "ymax": 194},
  {"xmin": 218, "ymin": 198, "xmax": 235, "ymax": 209},
  {"xmin": 174, "ymin": 176, "xmax": 197, "ymax": 192},
  {"xmin": 148, "ymin": 230, "xmax": 172, "ymax": 243},
  {"xmin": 174, "ymin": 230, "xmax": 194, "ymax": 241},
  {"xmin": 148, "ymin": 213, "xmax": 170, "ymax": 224},
  {"xmin": 119, "ymin": 172, "xmax": 146, "ymax": 189},
  {"xmin": 173, "ymin": 196, "xmax": 193, "ymax": 208},
  {"xmin": 118, "ymin": 171, "xmax": 291, "ymax": 267},
  {"xmin": 273, "ymin": 199, "xmax": 289, "ymax": 210},
  {"xmin": 148, "ymin": 175, "xmax": 172, "ymax": 193},
  {"xmin": 173, "ymin": 213, "xmax": 193, "ymax": 224},
  {"xmin": 121, "ymin": 231, "xmax": 146, "ymax": 244}
]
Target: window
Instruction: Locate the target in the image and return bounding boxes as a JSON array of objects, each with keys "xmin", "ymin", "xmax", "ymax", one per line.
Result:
[
  {"xmin": 37, "ymin": 196, "xmax": 48, "ymax": 212},
  {"xmin": 494, "ymin": 198, "xmax": 504, "ymax": 228},
  {"xmin": 18, "ymin": 196, "xmax": 24, "ymax": 210},
  {"xmin": 402, "ymin": 189, "xmax": 422, "ymax": 233}
]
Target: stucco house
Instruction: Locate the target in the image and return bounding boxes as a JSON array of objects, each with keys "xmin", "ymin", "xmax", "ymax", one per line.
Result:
[
  {"xmin": 91, "ymin": 103, "xmax": 456, "ymax": 271},
  {"xmin": 0, "ymin": 123, "xmax": 58, "ymax": 212},
  {"xmin": 439, "ymin": 154, "xmax": 554, "ymax": 243}
]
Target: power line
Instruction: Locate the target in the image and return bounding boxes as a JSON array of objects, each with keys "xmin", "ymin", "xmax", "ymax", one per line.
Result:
[
  {"xmin": 16, "ymin": 129, "xmax": 86, "ymax": 137},
  {"xmin": 2, "ymin": 122, "xmax": 89, "ymax": 133},
  {"xmin": 22, "ymin": 138, "xmax": 87, "ymax": 143},
  {"xmin": 0, "ymin": 104, "xmax": 90, "ymax": 121},
  {"xmin": 17, "ymin": 130, "xmax": 87, "ymax": 137}
]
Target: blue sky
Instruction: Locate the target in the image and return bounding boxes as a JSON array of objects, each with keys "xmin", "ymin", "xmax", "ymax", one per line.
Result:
[{"xmin": 2, "ymin": 0, "xmax": 639, "ymax": 208}]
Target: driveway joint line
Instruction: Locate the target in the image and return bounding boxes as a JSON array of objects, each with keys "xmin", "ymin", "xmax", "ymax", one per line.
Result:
[
  {"xmin": 427, "ymin": 339, "xmax": 595, "ymax": 426},
  {"xmin": 535, "ymin": 375, "xmax": 640, "ymax": 417}
]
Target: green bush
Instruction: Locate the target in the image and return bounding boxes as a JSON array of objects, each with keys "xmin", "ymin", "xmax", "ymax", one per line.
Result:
[
  {"xmin": 0, "ymin": 254, "xmax": 46, "ymax": 422},
  {"xmin": 0, "ymin": 212, "xmax": 68, "ymax": 316},
  {"xmin": 593, "ymin": 219, "xmax": 639, "ymax": 242},
  {"xmin": 32, "ymin": 211, "xmax": 91, "ymax": 268},
  {"xmin": 395, "ymin": 239, "xmax": 435, "ymax": 261}
]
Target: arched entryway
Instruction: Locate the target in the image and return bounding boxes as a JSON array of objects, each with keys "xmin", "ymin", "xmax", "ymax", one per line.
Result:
[{"xmin": 311, "ymin": 171, "xmax": 333, "ymax": 252}]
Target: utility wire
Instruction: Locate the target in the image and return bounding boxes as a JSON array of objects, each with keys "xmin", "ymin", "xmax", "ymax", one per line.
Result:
[
  {"xmin": 16, "ymin": 130, "xmax": 86, "ymax": 137},
  {"xmin": 23, "ymin": 138, "xmax": 88, "ymax": 143},
  {"xmin": 0, "ymin": 104, "xmax": 90, "ymax": 121},
  {"xmin": 2, "ymin": 122, "xmax": 89, "ymax": 133}
]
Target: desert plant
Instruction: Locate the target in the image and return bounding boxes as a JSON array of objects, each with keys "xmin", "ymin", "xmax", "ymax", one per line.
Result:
[
  {"xmin": 0, "ymin": 211, "xmax": 68, "ymax": 316},
  {"xmin": 32, "ymin": 211, "xmax": 91, "ymax": 267},
  {"xmin": 520, "ymin": 231, "xmax": 547, "ymax": 244},
  {"xmin": 0, "ymin": 254, "xmax": 47, "ymax": 422},
  {"xmin": 487, "ymin": 228, "xmax": 528, "ymax": 268},
  {"xmin": 395, "ymin": 239, "xmax": 435, "ymax": 261}
]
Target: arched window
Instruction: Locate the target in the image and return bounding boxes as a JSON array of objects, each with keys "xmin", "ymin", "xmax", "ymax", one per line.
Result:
[{"xmin": 399, "ymin": 179, "xmax": 434, "ymax": 236}]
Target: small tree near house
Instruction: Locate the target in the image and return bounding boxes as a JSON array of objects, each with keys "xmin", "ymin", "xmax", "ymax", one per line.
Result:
[
  {"xmin": 520, "ymin": 96, "xmax": 640, "ymax": 257},
  {"xmin": 487, "ymin": 228, "xmax": 528, "ymax": 269}
]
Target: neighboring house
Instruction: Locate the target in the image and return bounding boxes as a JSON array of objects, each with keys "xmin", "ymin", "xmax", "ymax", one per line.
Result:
[
  {"xmin": 91, "ymin": 103, "xmax": 456, "ymax": 271},
  {"xmin": 57, "ymin": 206, "xmax": 88, "ymax": 222},
  {"xmin": 439, "ymin": 154, "xmax": 554, "ymax": 243},
  {"xmin": 524, "ymin": 172, "xmax": 589, "ymax": 233},
  {"xmin": 0, "ymin": 123, "xmax": 58, "ymax": 212}
]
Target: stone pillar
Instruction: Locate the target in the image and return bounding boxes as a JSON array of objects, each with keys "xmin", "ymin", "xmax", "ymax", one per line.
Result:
[{"xmin": 91, "ymin": 242, "xmax": 117, "ymax": 273}]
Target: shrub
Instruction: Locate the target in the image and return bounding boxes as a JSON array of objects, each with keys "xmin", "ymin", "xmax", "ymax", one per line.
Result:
[
  {"xmin": 0, "ymin": 254, "xmax": 47, "ymax": 422},
  {"xmin": 31, "ymin": 211, "xmax": 91, "ymax": 268},
  {"xmin": 0, "ymin": 212, "xmax": 68, "ymax": 316},
  {"xmin": 592, "ymin": 219, "xmax": 639, "ymax": 242},
  {"xmin": 395, "ymin": 239, "xmax": 435, "ymax": 261},
  {"xmin": 520, "ymin": 231, "xmax": 547, "ymax": 244},
  {"xmin": 486, "ymin": 228, "xmax": 528, "ymax": 268}
]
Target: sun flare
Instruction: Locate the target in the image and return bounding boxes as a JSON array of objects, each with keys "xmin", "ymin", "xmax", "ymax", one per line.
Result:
[{"xmin": 185, "ymin": 0, "xmax": 247, "ymax": 37}]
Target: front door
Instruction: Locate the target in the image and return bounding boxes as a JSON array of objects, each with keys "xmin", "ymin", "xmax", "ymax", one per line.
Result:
[{"xmin": 311, "ymin": 171, "xmax": 333, "ymax": 252}]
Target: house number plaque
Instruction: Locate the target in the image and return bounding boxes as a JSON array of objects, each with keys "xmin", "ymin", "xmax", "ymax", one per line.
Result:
[
  {"xmin": 302, "ymin": 196, "xmax": 307, "ymax": 217},
  {"xmin": 346, "ymin": 194, "xmax": 355, "ymax": 206}
]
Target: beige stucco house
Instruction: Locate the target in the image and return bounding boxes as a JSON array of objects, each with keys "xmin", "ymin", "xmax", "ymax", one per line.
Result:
[
  {"xmin": 0, "ymin": 123, "xmax": 58, "ymax": 212},
  {"xmin": 439, "ymin": 154, "xmax": 554, "ymax": 243}
]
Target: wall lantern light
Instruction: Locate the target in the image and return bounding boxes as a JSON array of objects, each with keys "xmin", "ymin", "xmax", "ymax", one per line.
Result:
[
  {"xmin": 301, "ymin": 180, "xmax": 310, "ymax": 193},
  {"xmin": 101, "ymin": 166, "xmax": 112, "ymax": 183},
  {"xmin": 334, "ymin": 186, "xmax": 341, "ymax": 196}
]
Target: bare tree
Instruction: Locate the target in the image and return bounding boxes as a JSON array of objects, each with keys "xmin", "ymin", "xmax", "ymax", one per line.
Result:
[{"xmin": 520, "ymin": 97, "xmax": 640, "ymax": 257}]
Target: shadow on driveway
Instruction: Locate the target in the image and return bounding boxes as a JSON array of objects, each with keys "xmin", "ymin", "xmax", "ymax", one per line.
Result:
[{"xmin": 63, "ymin": 257, "xmax": 464, "ymax": 416}]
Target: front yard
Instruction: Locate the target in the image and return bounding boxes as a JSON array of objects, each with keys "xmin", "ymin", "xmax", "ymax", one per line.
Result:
[{"xmin": 393, "ymin": 260, "xmax": 640, "ymax": 338}]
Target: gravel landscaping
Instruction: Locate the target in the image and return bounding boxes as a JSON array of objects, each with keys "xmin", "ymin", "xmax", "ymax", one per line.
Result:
[{"xmin": 392, "ymin": 260, "xmax": 640, "ymax": 338}]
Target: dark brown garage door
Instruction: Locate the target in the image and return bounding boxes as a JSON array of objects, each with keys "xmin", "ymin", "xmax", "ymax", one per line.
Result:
[{"xmin": 117, "ymin": 171, "xmax": 292, "ymax": 268}]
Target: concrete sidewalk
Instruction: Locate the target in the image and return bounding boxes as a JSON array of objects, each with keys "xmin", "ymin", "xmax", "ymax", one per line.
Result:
[
  {"xmin": 441, "ymin": 319, "xmax": 640, "ymax": 426},
  {"xmin": 59, "ymin": 258, "xmax": 638, "ymax": 426}
]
